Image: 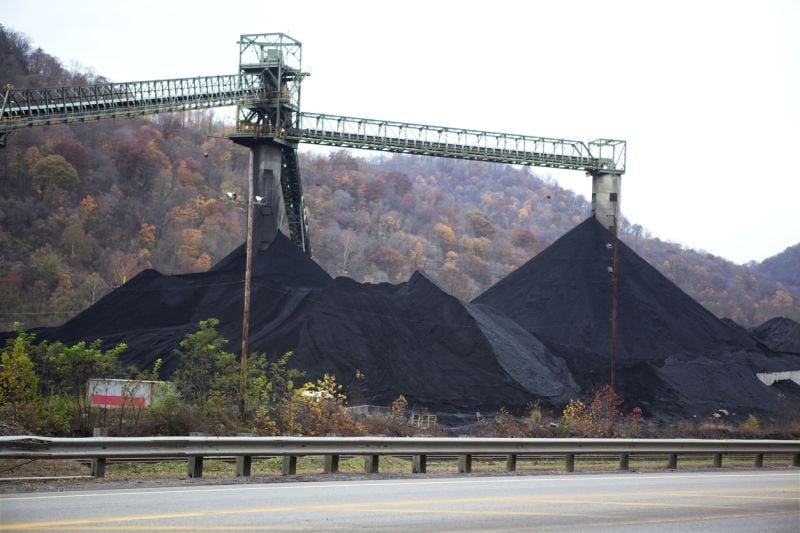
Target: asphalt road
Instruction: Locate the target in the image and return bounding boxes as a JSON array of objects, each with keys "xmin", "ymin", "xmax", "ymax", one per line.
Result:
[{"xmin": 1, "ymin": 471, "xmax": 798, "ymax": 531}]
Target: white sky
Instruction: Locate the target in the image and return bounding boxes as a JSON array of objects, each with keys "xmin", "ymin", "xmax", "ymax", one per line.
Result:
[{"xmin": 5, "ymin": 0, "xmax": 799, "ymax": 264}]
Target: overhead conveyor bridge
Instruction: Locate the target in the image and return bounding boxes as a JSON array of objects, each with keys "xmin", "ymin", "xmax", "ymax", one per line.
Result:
[
  {"xmin": 0, "ymin": 75, "xmax": 265, "ymax": 137},
  {"xmin": 0, "ymin": 79, "xmax": 625, "ymax": 176},
  {"xmin": 0, "ymin": 32, "xmax": 627, "ymax": 257}
]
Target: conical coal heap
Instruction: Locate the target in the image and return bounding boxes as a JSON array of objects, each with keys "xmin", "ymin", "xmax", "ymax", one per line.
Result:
[
  {"xmin": 38, "ymin": 232, "xmax": 332, "ymax": 374},
  {"xmin": 475, "ymin": 217, "xmax": 756, "ymax": 360},
  {"xmin": 474, "ymin": 217, "xmax": 800, "ymax": 419}
]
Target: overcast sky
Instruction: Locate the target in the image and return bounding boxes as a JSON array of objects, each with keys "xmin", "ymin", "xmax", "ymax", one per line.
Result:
[{"xmin": 5, "ymin": 0, "xmax": 799, "ymax": 264}]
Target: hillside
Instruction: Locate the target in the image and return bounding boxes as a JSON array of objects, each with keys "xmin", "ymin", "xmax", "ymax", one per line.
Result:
[
  {"xmin": 1, "ymin": 24, "xmax": 798, "ymax": 331},
  {"xmin": 757, "ymin": 243, "xmax": 800, "ymax": 296}
]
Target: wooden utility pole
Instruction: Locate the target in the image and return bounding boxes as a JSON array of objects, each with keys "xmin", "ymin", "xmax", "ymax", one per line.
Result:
[
  {"xmin": 610, "ymin": 216, "xmax": 619, "ymax": 393},
  {"xmin": 239, "ymin": 156, "xmax": 254, "ymax": 420}
]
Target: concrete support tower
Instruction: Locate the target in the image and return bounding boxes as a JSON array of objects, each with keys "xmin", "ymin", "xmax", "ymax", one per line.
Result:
[
  {"xmin": 591, "ymin": 172, "xmax": 621, "ymax": 232},
  {"xmin": 229, "ymin": 33, "xmax": 309, "ymax": 255}
]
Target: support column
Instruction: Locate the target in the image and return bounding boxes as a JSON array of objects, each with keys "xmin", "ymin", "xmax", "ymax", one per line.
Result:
[
  {"xmin": 236, "ymin": 456, "xmax": 252, "ymax": 477},
  {"xmin": 230, "ymin": 139, "xmax": 287, "ymax": 254},
  {"xmin": 754, "ymin": 453, "xmax": 764, "ymax": 468},
  {"xmin": 282, "ymin": 455, "xmax": 298, "ymax": 475},
  {"xmin": 506, "ymin": 454, "xmax": 517, "ymax": 472},
  {"xmin": 187, "ymin": 432, "xmax": 206, "ymax": 478},
  {"xmin": 413, "ymin": 454, "xmax": 427, "ymax": 474},
  {"xmin": 458, "ymin": 454, "xmax": 472, "ymax": 473},
  {"xmin": 236, "ymin": 433, "xmax": 253, "ymax": 477},
  {"xmin": 591, "ymin": 172, "xmax": 621, "ymax": 232},
  {"xmin": 565, "ymin": 454, "xmax": 575, "ymax": 473},
  {"xmin": 187, "ymin": 456, "xmax": 204, "ymax": 478},
  {"xmin": 324, "ymin": 455, "xmax": 339, "ymax": 474},
  {"xmin": 713, "ymin": 453, "xmax": 723, "ymax": 468},
  {"xmin": 91, "ymin": 428, "xmax": 108, "ymax": 478},
  {"xmin": 251, "ymin": 143, "xmax": 286, "ymax": 252},
  {"xmin": 668, "ymin": 453, "xmax": 678, "ymax": 470},
  {"xmin": 364, "ymin": 455, "xmax": 380, "ymax": 474},
  {"xmin": 619, "ymin": 453, "xmax": 630, "ymax": 471}
]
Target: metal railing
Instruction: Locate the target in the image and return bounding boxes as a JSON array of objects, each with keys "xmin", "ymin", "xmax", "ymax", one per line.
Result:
[
  {"xmin": 0, "ymin": 75, "xmax": 265, "ymax": 135},
  {"xmin": 291, "ymin": 112, "xmax": 625, "ymax": 174},
  {"xmin": 1, "ymin": 75, "xmax": 626, "ymax": 176},
  {"xmin": 1, "ymin": 435, "xmax": 797, "ymax": 478}
]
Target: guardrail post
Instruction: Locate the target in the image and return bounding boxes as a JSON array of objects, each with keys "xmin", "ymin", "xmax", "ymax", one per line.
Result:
[
  {"xmin": 235, "ymin": 433, "xmax": 253, "ymax": 477},
  {"xmin": 754, "ymin": 453, "xmax": 764, "ymax": 468},
  {"xmin": 324, "ymin": 454, "xmax": 339, "ymax": 474},
  {"xmin": 565, "ymin": 454, "xmax": 575, "ymax": 473},
  {"xmin": 793, "ymin": 453, "xmax": 800, "ymax": 467},
  {"xmin": 236, "ymin": 455, "xmax": 252, "ymax": 477},
  {"xmin": 187, "ymin": 432, "xmax": 206, "ymax": 478},
  {"xmin": 364, "ymin": 454, "xmax": 380, "ymax": 474},
  {"xmin": 413, "ymin": 454, "xmax": 427, "ymax": 474},
  {"xmin": 282, "ymin": 455, "xmax": 298, "ymax": 475},
  {"xmin": 713, "ymin": 453, "xmax": 723, "ymax": 468},
  {"xmin": 667, "ymin": 453, "xmax": 678, "ymax": 470},
  {"xmin": 91, "ymin": 428, "xmax": 108, "ymax": 478},
  {"xmin": 187, "ymin": 456, "xmax": 204, "ymax": 478},
  {"xmin": 506, "ymin": 454, "xmax": 517, "ymax": 472},
  {"xmin": 619, "ymin": 453, "xmax": 629, "ymax": 471},
  {"xmin": 458, "ymin": 454, "xmax": 472, "ymax": 473}
]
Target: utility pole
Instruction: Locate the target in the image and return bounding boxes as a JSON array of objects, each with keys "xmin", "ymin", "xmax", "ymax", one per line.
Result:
[
  {"xmin": 239, "ymin": 155, "xmax": 254, "ymax": 420},
  {"xmin": 610, "ymin": 215, "xmax": 619, "ymax": 393}
]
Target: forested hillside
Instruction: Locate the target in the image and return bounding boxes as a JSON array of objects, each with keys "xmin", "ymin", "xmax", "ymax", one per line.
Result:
[{"xmin": 1, "ymin": 25, "xmax": 798, "ymax": 330}]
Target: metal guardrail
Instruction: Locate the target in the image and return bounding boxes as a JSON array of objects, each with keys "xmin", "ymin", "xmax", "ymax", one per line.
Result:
[{"xmin": 1, "ymin": 436, "xmax": 798, "ymax": 479}]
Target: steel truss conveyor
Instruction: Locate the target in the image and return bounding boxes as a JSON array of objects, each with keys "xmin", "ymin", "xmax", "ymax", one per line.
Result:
[
  {"xmin": 0, "ymin": 79, "xmax": 625, "ymax": 176},
  {"xmin": 0, "ymin": 32, "xmax": 626, "ymax": 256},
  {"xmin": 0, "ymin": 75, "xmax": 266, "ymax": 141}
]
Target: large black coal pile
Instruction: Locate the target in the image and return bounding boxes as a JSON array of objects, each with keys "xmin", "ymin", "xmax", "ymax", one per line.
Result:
[
  {"xmin": 475, "ymin": 218, "xmax": 758, "ymax": 359},
  {"xmin": 37, "ymin": 232, "xmax": 577, "ymax": 413},
  {"xmin": 38, "ymin": 232, "xmax": 333, "ymax": 375},
  {"xmin": 474, "ymin": 218, "xmax": 800, "ymax": 419}
]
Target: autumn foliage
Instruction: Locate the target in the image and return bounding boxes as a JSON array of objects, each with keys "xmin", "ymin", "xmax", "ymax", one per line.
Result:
[{"xmin": 0, "ymin": 24, "xmax": 798, "ymax": 331}]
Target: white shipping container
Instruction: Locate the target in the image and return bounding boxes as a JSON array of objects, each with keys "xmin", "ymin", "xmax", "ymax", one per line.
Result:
[{"xmin": 86, "ymin": 378, "xmax": 172, "ymax": 408}]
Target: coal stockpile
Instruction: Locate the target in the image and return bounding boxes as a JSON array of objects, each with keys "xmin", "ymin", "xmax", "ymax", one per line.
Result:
[
  {"xmin": 37, "ymin": 232, "xmax": 577, "ymax": 413},
  {"xmin": 27, "ymin": 218, "xmax": 800, "ymax": 419},
  {"xmin": 751, "ymin": 317, "xmax": 800, "ymax": 355},
  {"xmin": 475, "ymin": 218, "xmax": 758, "ymax": 360},
  {"xmin": 38, "ymin": 232, "xmax": 333, "ymax": 375},
  {"xmin": 474, "ymin": 217, "xmax": 800, "ymax": 419}
]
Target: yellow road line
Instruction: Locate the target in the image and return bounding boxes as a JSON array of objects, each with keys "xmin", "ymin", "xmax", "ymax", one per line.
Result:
[
  {"xmin": 10, "ymin": 508, "xmax": 800, "ymax": 532},
  {"xmin": 3, "ymin": 487, "xmax": 797, "ymax": 530},
  {"xmin": 535, "ymin": 509, "xmax": 800, "ymax": 532}
]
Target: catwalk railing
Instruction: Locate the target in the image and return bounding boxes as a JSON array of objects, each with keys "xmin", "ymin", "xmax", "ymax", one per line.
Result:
[
  {"xmin": 1, "ymin": 435, "xmax": 797, "ymax": 478},
  {"xmin": 1, "ymin": 78, "xmax": 625, "ymax": 175},
  {"xmin": 292, "ymin": 112, "xmax": 626, "ymax": 174},
  {"xmin": 0, "ymin": 75, "xmax": 265, "ymax": 135}
]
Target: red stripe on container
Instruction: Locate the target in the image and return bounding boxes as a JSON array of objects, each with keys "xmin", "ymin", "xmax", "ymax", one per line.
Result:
[{"xmin": 91, "ymin": 395, "xmax": 145, "ymax": 407}]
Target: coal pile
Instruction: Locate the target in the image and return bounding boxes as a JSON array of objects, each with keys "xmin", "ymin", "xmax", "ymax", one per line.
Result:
[
  {"xmin": 37, "ymin": 232, "xmax": 577, "ymax": 413},
  {"xmin": 27, "ymin": 218, "xmax": 800, "ymax": 419},
  {"xmin": 475, "ymin": 218, "xmax": 758, "ymax": 359},
  {"xmin": 750, "ymin": 317, "xmax": 800, "ymax": 355},
  {"xmin": 474, "ymin": 218, "xmax": 800, "ymax": 419}
]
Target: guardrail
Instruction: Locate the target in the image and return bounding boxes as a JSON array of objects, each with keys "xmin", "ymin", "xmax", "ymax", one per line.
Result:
[{"xmin": 1, "ymin": 436, "xmax": 798, "ymax": 479}]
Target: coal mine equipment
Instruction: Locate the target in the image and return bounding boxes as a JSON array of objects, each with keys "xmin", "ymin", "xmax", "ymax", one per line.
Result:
[{"xmin": 0, "ymin": 33, "xmax": 626, "ymax": 256}]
